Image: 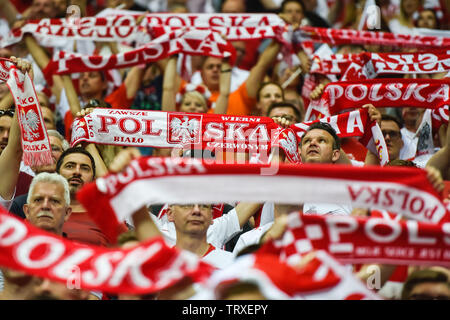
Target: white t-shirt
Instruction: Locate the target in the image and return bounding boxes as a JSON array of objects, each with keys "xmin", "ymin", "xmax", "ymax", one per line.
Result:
[
  {"xmin": 150, "ymin": 208, "xmax": 242, "ymax": 248},
  {"xmin": 203, "ymin": 247, "xmax": 235, "ymax": 269},
  {"xmin": 232, "ymin": 222, "xmax": 273, "ymax": 256},
  {"xmin": 400, "ymin": 127, "xmax": 418, "ymax": 160}
]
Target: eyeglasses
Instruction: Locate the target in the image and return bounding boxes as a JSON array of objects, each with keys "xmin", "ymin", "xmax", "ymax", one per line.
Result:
[
  {"xmin": 409, "ymin": 293, "xmax": 450, "ymax": 300},
  {"xmin": 382, "ymin": 130, "xmax": 401, "ymax": 139},
  {"xmin": 85, "ymin": 99, "xmax": 112, "ymax": 109},
  {"xmin": 0, "ymin": 109, "xmax": 14, "ymax": 117}
]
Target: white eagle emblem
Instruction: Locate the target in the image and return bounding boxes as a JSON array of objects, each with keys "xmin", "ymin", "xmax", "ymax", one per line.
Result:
[
  {"xmin": 20, "ymin": 109, "xmax": 40, "ymax": 140},
  {"xmin": 71, "ymin": 118, "xmax": 87, "ymax": 142},
  {"xmin": 279, "ymin": 130, "xmax": 300, "ymax": 163},
  {"xmin": 169, "ymin": 116, "xmax": 200, "ymax": 143}
]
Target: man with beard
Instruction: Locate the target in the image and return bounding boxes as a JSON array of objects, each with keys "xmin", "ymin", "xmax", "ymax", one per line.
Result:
[{"xmin": 56, "ymin": 147, "xmax": 127, "ymax": 246}]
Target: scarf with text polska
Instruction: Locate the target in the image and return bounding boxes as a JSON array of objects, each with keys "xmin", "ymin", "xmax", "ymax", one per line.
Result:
[
  {"xmin": 76, "ymin": 158, "xmax": 449, "ymax": 243},
  {"xmin": 292, "ymin": 108, "xmax": 389, "ymax": 165},
  {"xmin": 0, "ymin": 13, "xmax": 287, "ymax": 48},
  {"xmin": 0, "ymin": 206, "xmax": 214, "ymax": 295},
  {"xmin": 0, "ymin": 58, "xmax": 52, "ymax": 167},
  {"xmin": 259, "ymin": 211, "xmax": 450, "ymax": 268},
  {"xmin": 69, "ymin": 108, "xmax": 301, "ymax": 164},
  {"xmin": 305, "ymin": 78, "xmax": 450, "ymax": 120},
  {"xmin": 294, "ymin": 26, "xmax": 450, "ymax": 50},
  {"xmin": 310, "ymin": 50, "xmax": 450, "ymax": 80},
  {"xmin": 43, "ymin": 27, "xmax": 237, "ymax": 76}
]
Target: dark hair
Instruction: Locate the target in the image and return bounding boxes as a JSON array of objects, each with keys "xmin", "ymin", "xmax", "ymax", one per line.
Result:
[
  {"xmin": 117, "ymin": 230, "xmax": 138, "ymax": 247},
  {"xmin": 85, "ymin": 99, "xmax": 112, "ymax": 109},
  {"xmin": 256, "ymin": 82, "xmax": 284, "ymax": 102},
  {"xmin": 401, "ymin": 269, "xmax": 450, "ymax": 299},
  {"xmin": 381, "ymin": 114, "xmax": 403, "ymax": 130},
  {"xmin": 387, "ymin": 159, "xmax": 417, "ymax": 167},
  {"xmin": 56, "ymin": 147, "xmax": 96, "ymax": 179},
  {"xmin": 280, "ymin": 0, "xmax": 305, "ymax": 12},
  {"xmin": 415, "ymin": 8, "xmax": 440, "ymax": 29},
  {"xmin": 266, "ymin": 101, "xmax": 301, "ymax": 122},
  {"xmin": 301, "ymin": 122, "xmax": 341, "ymax": 150}
]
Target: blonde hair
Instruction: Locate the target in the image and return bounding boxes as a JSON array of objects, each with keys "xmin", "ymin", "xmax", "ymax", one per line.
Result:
[{"xmin": 181, "ymin": 91, "xmax": 208, "ymax": 112}]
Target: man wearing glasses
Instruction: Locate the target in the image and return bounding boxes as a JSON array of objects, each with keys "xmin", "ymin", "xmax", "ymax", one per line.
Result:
[
  {"xmin": 166, "ymin": 203, "xmax": 234, "ymax": 269},
  {"xmin": 380, "ymin": 114, "xmax": 405, "ymax": 162}
]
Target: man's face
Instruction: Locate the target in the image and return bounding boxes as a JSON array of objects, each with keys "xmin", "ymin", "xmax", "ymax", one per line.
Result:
[
  {"xmin": 79, "ymin": 72, "xmax": 107, "ymax": 99},
  {"xmin": 201, "ymin": 57, "xmax": 222, "ymax": 91},
  {"xmin": 168, "ymin": 204, "xmax": 213, "ymax": 236},
  {"xmin": 268, "ymin": 106, "xmax": 299, "ymax": 126},
  {"xmin": 381, "ymin": 120, "xmax": 403, "ymax": 161},
  {"xmin": 30, "ymin": 0, "xmax": 56, "ymax": 19},
  {"xmin": 0, "ymin": 115, "xmax": 12, "ymax": 154},
  {"xmin": 300, "ymin": 129, "xmax": 340, "ymax": 163},
  {"xmin": 58, "ymin": 153, "xmax": 94, "ymax": 196},
  {"xmin": 282, "ymin": 1, "xmax": 304, "ymax": 25},
  {"xmin": 257, "ymin": 84, "xmax": 283, "ymax": 115},
  {"xmin": 33, "ymin": 135, "xmax": 64, "ymax": 174},
  {"xmin": 24, "ymin": 181, "xmax": 71, "ymax": 235},
  {"xmin": 417, "ymin": 10, "xmax": 437, "ymax": 29}
]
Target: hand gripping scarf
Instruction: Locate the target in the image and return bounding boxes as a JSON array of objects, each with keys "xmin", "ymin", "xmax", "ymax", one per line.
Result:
[
  {"xmin": 0, "ymin": 58, "xmax": 52, "ymax": 167},
  {"xmin": 76, "ymin": 158, "xmax": 449, "ymax": 243}
]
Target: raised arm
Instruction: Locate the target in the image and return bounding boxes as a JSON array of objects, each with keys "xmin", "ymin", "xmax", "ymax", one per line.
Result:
[
  {"xmin": 0, "ymin": 57, "xmax": 32, "ymax": 200},
  {"xmin": 213, "ymin": 59, "xmax": 231, "ymax": 114},
  {"xmin": 245, "ymin": 40, "xmax": 281, "ymax": 99},
  {"xmin": 0, "ymin": 0, "xmax": 19, "ymax": 26},
  {"xmin": 0, "ymin": 108, "xmax": 22, "ymax": 200},
  {"xmin": 109, "ymin": 147, "xmax": 162, "ymax": 241},
  {"xmin": 426, "ymin": 120, "xmax": 450, "ymax": 180},
  {"xmin": 161, "ymin": 56, "xmax": 179, "ymax": 112},
  {"xmin": 23, "ymin": 35, "xmax": 66, "ymax": 105}
]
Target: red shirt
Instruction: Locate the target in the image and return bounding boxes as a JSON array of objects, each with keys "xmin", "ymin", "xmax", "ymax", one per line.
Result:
[{"xmin": 63, "ymin": 211, "xmax": 128, "ymax": 247}]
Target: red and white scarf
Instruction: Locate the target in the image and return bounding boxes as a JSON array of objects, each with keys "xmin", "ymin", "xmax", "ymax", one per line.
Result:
[
  {"xmin": 260, "ymin": 212, "xmax": 450, "ymax": 267},
  {"xmin": 0, "ymin": 207, "xmax": 214, "ymax": 295},
  {"xmin": 0, "ymin": 58, "xmax": 52, "ymax": 167},
  {"xmin": 306, "ymin": 78, "xmax": 450, "ymax": 119},
  {"xmin": 76, "ymin": 158, "xmax": 449, "ymax": 242},
  {"xmin": 44, "ymin": 27, "xmax": 237, "ymax": 76},
  {"xmin": 295, "ymin": 26, "xmax": 450, "ymax": 49},
  {"xmin": 70, "ymin": 109, "xmax": 302, "ymax": 162},
  {"xmin": 0, "ymin": 13, "xmax": 287, "ymax": 49},
  {"xmin": 311, "ymin": 50, "xmax": 450, "ymax": 79},
  {"xmin": 292, "ymin": 108, "xmax": 389, "ymax": 165},
  {"xmin": 207, "ymin": 252, "xmax": 380, "ymax": 300}
]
